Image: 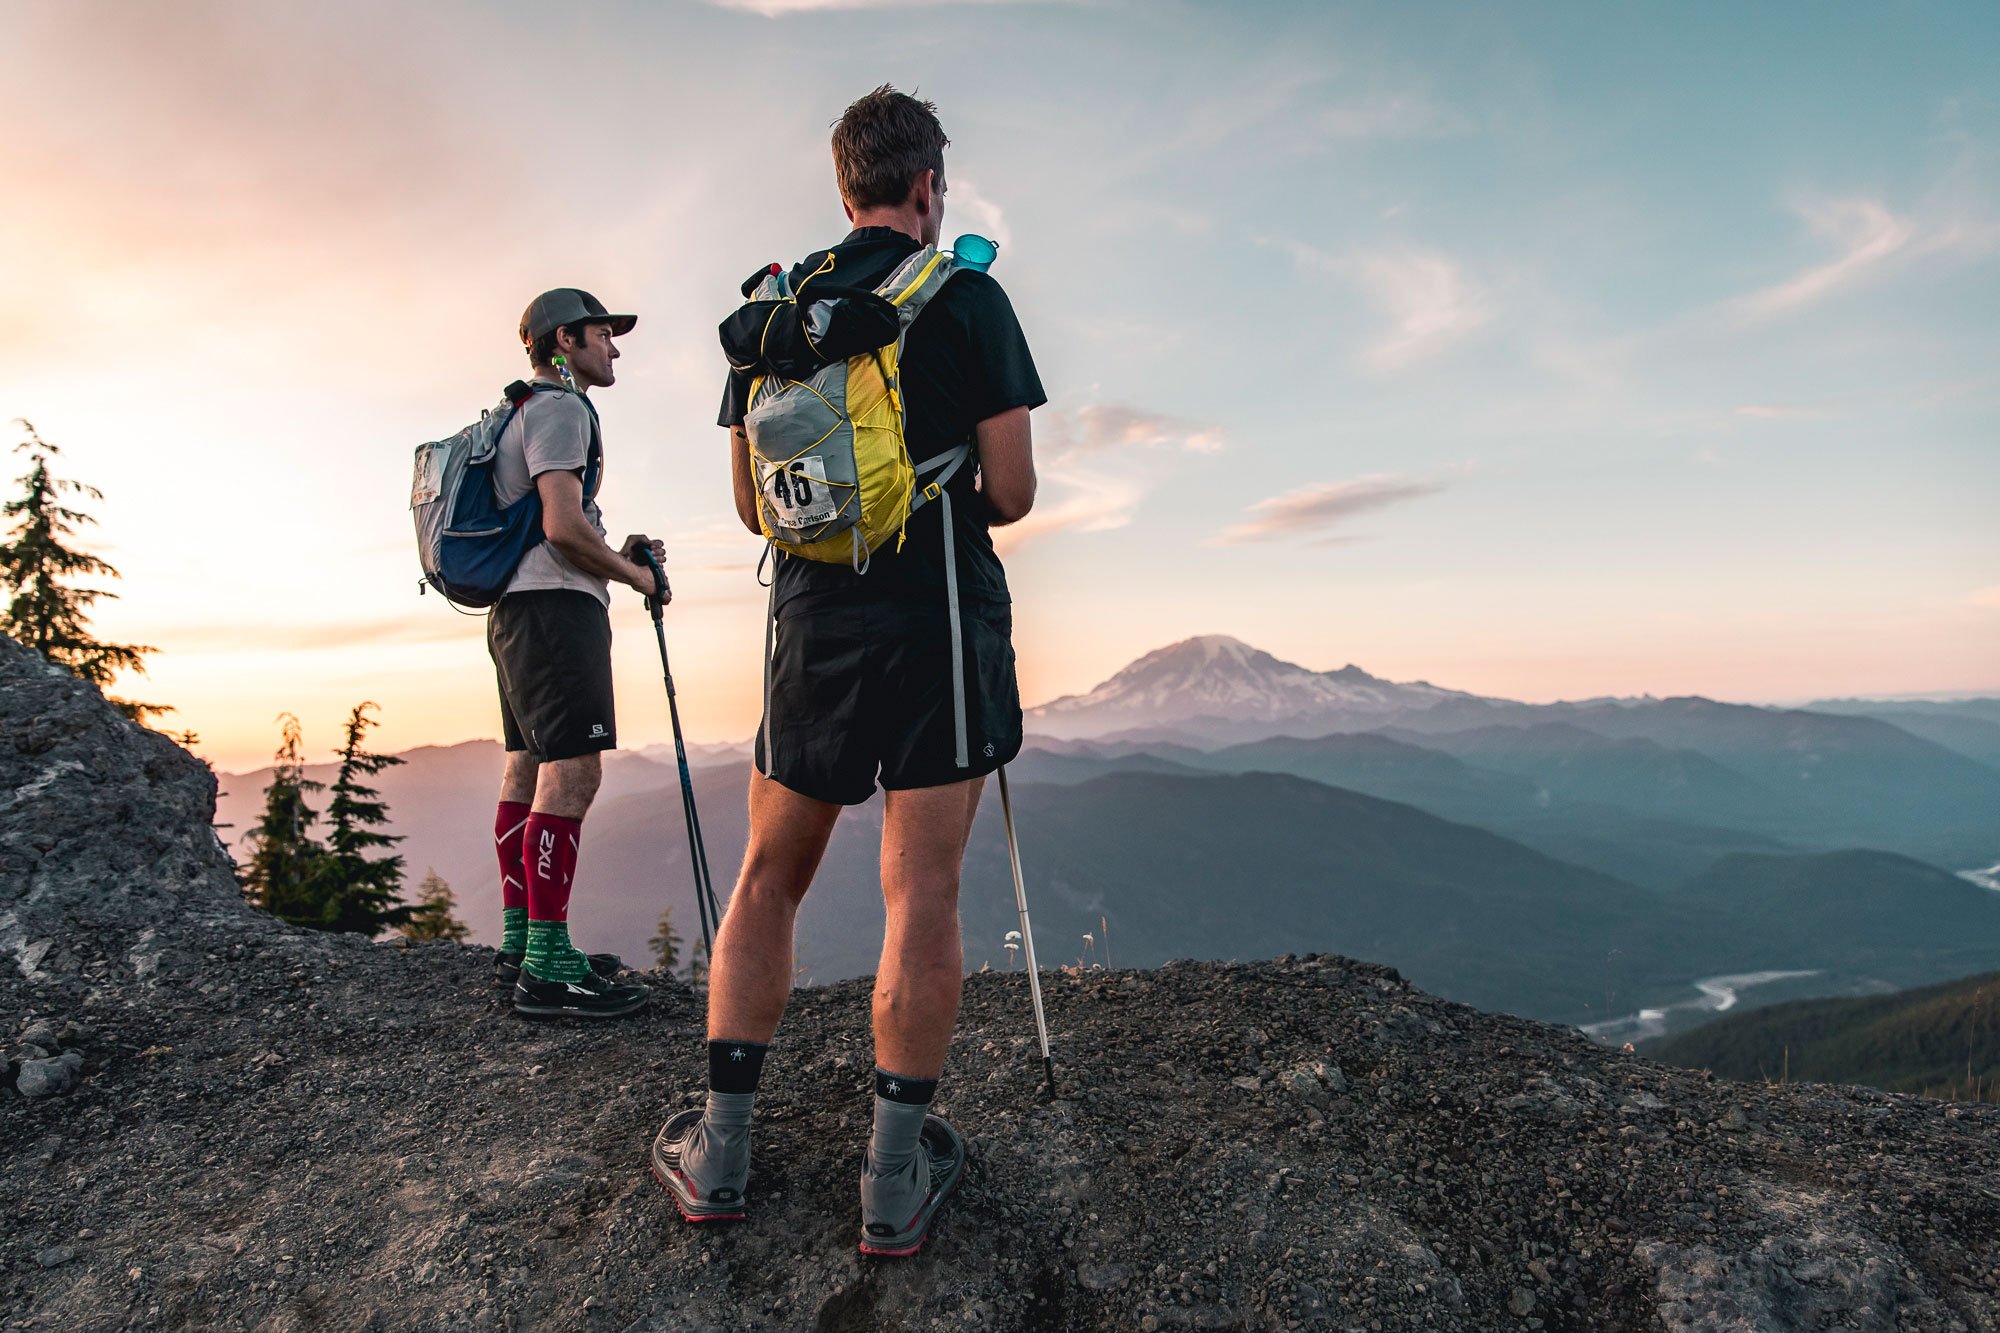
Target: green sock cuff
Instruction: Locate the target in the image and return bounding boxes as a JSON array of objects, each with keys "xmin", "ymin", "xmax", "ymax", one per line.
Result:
[
  {"xmin": 500, "ymin": 907, "xmax": 528, "ymax": 954},
  {"xmin": 523, "ymin": 920, "xmax": 590, "ymax": 982}
]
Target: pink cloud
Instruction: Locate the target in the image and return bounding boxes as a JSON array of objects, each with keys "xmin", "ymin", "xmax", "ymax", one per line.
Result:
[{"xmin": 1210, "ymin": 474, "xmax": 1443, "ymax": 546}]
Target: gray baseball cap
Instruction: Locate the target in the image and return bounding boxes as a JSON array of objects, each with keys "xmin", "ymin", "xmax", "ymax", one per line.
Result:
[{"xmin": 519, "ymin": 288, "xmax": 637, "ymax": 345}]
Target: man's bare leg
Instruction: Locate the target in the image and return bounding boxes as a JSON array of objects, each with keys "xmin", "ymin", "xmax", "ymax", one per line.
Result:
[
  {"xmin": 658, "ymin": 774, "xmax": 841, "ymax": 1221},
  {"xmin": 857, "ymin": 776, "xmax": 984, "ymax": 1254},
  {"xmin": 707, "ymin": 773, "xmax": 843, "ymax": 1043},
  {"xmin": 499, "ymin": 751, "xmax": 538, "ymax": 806},
  {"xmin": 531, "ymin": 753, "xmax": 601, "ymax": 819},
  {"xmin": 874, "ymin": 776, "xmax": 984, "ymax": 1077}
]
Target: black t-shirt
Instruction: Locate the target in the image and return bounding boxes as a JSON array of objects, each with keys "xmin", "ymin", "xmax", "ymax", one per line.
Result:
[{"xmin": 719, "ymin": 227, "xmax": 1046, "ymax": 612}]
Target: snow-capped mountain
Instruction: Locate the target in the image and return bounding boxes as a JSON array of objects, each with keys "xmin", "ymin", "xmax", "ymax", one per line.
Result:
[{"xmin": 1027, "ymin": 635, "xmax": 1485, "ymax": 741}]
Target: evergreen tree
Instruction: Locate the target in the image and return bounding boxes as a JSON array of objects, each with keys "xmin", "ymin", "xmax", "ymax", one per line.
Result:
[
  {"xmin": 399, "ymin": 869, "xmax": 469, "ymax": 944},
  {"xmin": 0, "ymin": 420, "xmax": 161, "ymax": 720},
  {"xmin": 239, "ymin": 714, "xmax": 329, "ymax": 923},
  {"xmin": 310, "ymin": 702, "xmax": 415, "ymax": 935},
  {"xmin": 649, "ymin": 905, "xmax": 683, "ymax": 974}
]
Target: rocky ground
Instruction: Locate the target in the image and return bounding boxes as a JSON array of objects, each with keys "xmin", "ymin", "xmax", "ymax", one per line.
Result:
[{"xmin": 4, "ymin": 638, "xmax": 1999, "ymax": 1332}]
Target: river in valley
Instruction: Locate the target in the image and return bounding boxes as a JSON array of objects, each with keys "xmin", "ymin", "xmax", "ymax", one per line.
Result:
[{"xmin": 1580, "ymin": 969, "xmax": 1823, "ymax": 1046}]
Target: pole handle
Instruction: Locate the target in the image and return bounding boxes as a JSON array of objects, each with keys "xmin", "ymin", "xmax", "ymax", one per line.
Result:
[{"xmin": 639, "ymin": 547, "xmax": 668, "ymax": 620}]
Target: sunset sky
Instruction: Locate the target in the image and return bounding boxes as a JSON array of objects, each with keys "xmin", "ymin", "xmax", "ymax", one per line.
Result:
[{"xmin": 4, "ymin": 0, "xmax": 1996, "ymax": 771}]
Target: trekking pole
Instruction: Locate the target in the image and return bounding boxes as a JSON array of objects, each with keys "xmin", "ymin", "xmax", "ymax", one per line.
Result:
[
  {"xmin": 640, "ymin": 549, "xmax": 723, "ymax": 960},
  {"xmin": 996, "ymin": 765, "xmax": 1055, "ymax": 1099}
]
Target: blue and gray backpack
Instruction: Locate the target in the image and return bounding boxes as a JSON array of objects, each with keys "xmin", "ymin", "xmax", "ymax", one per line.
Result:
[{"xmin": 409, "ymin": 380, "xmax": 600, "ymax": 608}]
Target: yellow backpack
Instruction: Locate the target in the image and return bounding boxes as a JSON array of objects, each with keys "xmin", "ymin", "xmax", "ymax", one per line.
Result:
[
  {"xmin": 723, "ymin": 242, "xmax": 981, "ymax": 773},
  {"xmin": 734, "ymin": 244, "xmax": 968, "ymax": 570}
]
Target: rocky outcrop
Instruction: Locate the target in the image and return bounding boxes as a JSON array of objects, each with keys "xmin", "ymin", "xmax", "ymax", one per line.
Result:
[
  {"xmin": 2, "ymin": 638, "xmax": 1997, "ymax": 1330},
  {"xmin": 0, "ymin": 635, "xmax": 256, "ymax": 969}
]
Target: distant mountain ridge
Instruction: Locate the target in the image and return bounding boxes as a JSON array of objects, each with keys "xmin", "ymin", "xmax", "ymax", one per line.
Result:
[{"xmin": 1022, "ymin": 636, "xmax": 2000, "ymax": 867}]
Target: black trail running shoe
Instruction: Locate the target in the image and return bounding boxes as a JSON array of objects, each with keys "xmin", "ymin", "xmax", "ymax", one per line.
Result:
[
  {"xmin": 650, "ymin": 1107, "xmax": 750, "ymax": 1223},
  {"xmin": 493, "ymin": 950, "xmax": 622, "ymax": 988},
  {"xmin": 512, "ymin": 968, "xmax": 649, "ymax": 1019},
  {"xmin": 859, "ymin": 1115, "xmax": 965, "ymax": 1258}
]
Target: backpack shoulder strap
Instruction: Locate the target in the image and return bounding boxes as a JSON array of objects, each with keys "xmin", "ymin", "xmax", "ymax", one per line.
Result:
[
  {"xmin": 878, "ymin": 246, "xmax": 958, "ymax": 329},
  {"xmin": 497, "ymin": 381, "xmax": 603, "ymax": 493}
]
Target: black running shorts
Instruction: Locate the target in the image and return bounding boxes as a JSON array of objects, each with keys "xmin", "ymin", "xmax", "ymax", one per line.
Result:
[
  {"xmin": 488, "ymin": 590, "xmax": 617, "ymax": 762},
  {"xmin": 757, "ymin": 595, "xmax": 1022, "ymax": 806}
]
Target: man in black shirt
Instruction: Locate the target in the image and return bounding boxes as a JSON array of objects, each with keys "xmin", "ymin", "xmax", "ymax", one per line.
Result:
[{"xmin": 653, "ymin": 86, "xmax": 1044, "ymax": 1256}]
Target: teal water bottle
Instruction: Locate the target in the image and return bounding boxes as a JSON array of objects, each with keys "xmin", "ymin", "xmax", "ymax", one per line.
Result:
[{"xmin": 952, "ymin": 234, "xmax": 998, "ymax": 272}]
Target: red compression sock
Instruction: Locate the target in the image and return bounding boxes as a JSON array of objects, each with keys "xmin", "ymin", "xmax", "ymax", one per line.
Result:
[
  {"xmin": 523, "ymin": 811, "xmax": 585, "ymax": 924},
  {"xmin": 495, "ymin": 801, "xmax": 531, "ymax": 914}
]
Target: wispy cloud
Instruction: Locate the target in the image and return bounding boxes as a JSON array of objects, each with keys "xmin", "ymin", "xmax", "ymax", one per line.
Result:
[
  {"xmin": 1210, "ymin": 474, "xmax": 1443, "ymax": 546},
  {"xmin": 1040, "ymin": 402, "xmax": 1224, "ymax": 459},
  {"xmin": 1349, "ymin": 249, "xmax": 1494, "ymax": 371},
  {"xmin": 1269, "ymin": 238, "xmax": 1493, "ymax": 371},
  {"xmin": 990, "ymin": 465, "xmax": 1144, "ymax": 554},
  {"xmin": 1734, "ymin": 190, "xmax": 2000, "ymax": 322},
  {"xmin": 1737, "ymin": 198, "xmax": 1917, "ymax": 320},
  {"xmin": 987, "ymin": 401, "xmax": 1222, "ymax": 552}
]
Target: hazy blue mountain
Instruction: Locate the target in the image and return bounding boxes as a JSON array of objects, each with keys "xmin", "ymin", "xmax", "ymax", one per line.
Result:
[
  {"xmin": 1189, "ymin": 731, "xmax": 1540, "ymax": 814},
  {"xmin": 1490, "ymin": 804, "xmax": 1798, "ymax": 891},
  {"xmin": 1380, "ymin": 722, "xmax": 1788, "ymax": 828},
  {"xmin": 564, "ymin": 763, "xmax": 1694, "ymax": 1021},
  {"xmin": 1044, "ymin": 736, "xmax": 1219, "ymax": 766},
  {"xmin": 948, "ymin": 769, "xmax": 1701, "ymax": 1023},
  {"xmin": 1520, "ymin": 700, "xmax": 2000, "ymax": 864},
  {"xmin": 1005, "ymin": 744, "xmax": 1210, "ymax": 785},
  {"xmin": 1671, "ymin": 850, "xmax": 2000, "ymax": 989},
  {"xmin": 1644, "ymin": 971, "xmax": 2000, "ymax": 1099},
  {"xmin": 1117, "ymin": 729, "xmax": 1790, "ymax": 888},
  {"xmin": 1806, "ymin": 697, "xmax": 2000, "ymax": 727},
  {"xmin": 1373, "ymin": 699, "xmax": 1998, "ymax": 867},
  {"xmin": 1800, "ymin": 700, "xmax": 2000, "ymax": 768}
]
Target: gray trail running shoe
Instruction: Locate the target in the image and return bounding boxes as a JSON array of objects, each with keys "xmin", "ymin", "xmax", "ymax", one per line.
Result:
[
  {"xmin": 651, "ymin": 1107, "xmax": 750, "ymax": 1223},
  {"xmin": 859, "ymin": 1114, "xmax": 965, "ymax": 1257}
]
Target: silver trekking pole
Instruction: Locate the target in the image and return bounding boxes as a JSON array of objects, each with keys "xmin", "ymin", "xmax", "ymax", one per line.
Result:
[{"xmin": 996, "ymin": 765, "xmax": 1055, "ymax": 1099}]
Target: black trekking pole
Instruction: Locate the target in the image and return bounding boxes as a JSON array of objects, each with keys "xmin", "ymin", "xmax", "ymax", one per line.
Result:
[{"xmin": 640, "ymin": 549, "xmax": 723, "ymax": 962}]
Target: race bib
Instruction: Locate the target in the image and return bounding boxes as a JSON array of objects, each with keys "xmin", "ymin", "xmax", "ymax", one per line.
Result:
[
  {"xmin": 757, "ymin": 455, "xmax": 838, "ymax": 529},
  {"xmin": 410, "ymin": 443, "xmax": 445, "ymax": 509}
]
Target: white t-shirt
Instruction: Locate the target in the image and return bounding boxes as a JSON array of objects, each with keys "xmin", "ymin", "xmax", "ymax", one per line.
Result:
[{"xmin": 492, "ymin": 379, "xmax": 610, "ymax": 606}]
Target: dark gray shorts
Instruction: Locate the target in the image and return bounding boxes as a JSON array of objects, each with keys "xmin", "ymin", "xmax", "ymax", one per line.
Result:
[
  {"xmin": 488, "ymin": 590, "xmax": 616, "ymax": 762},
  {"xmin": 756, "ymin": 595, "xmax": 1021, "ymax": 806}
]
